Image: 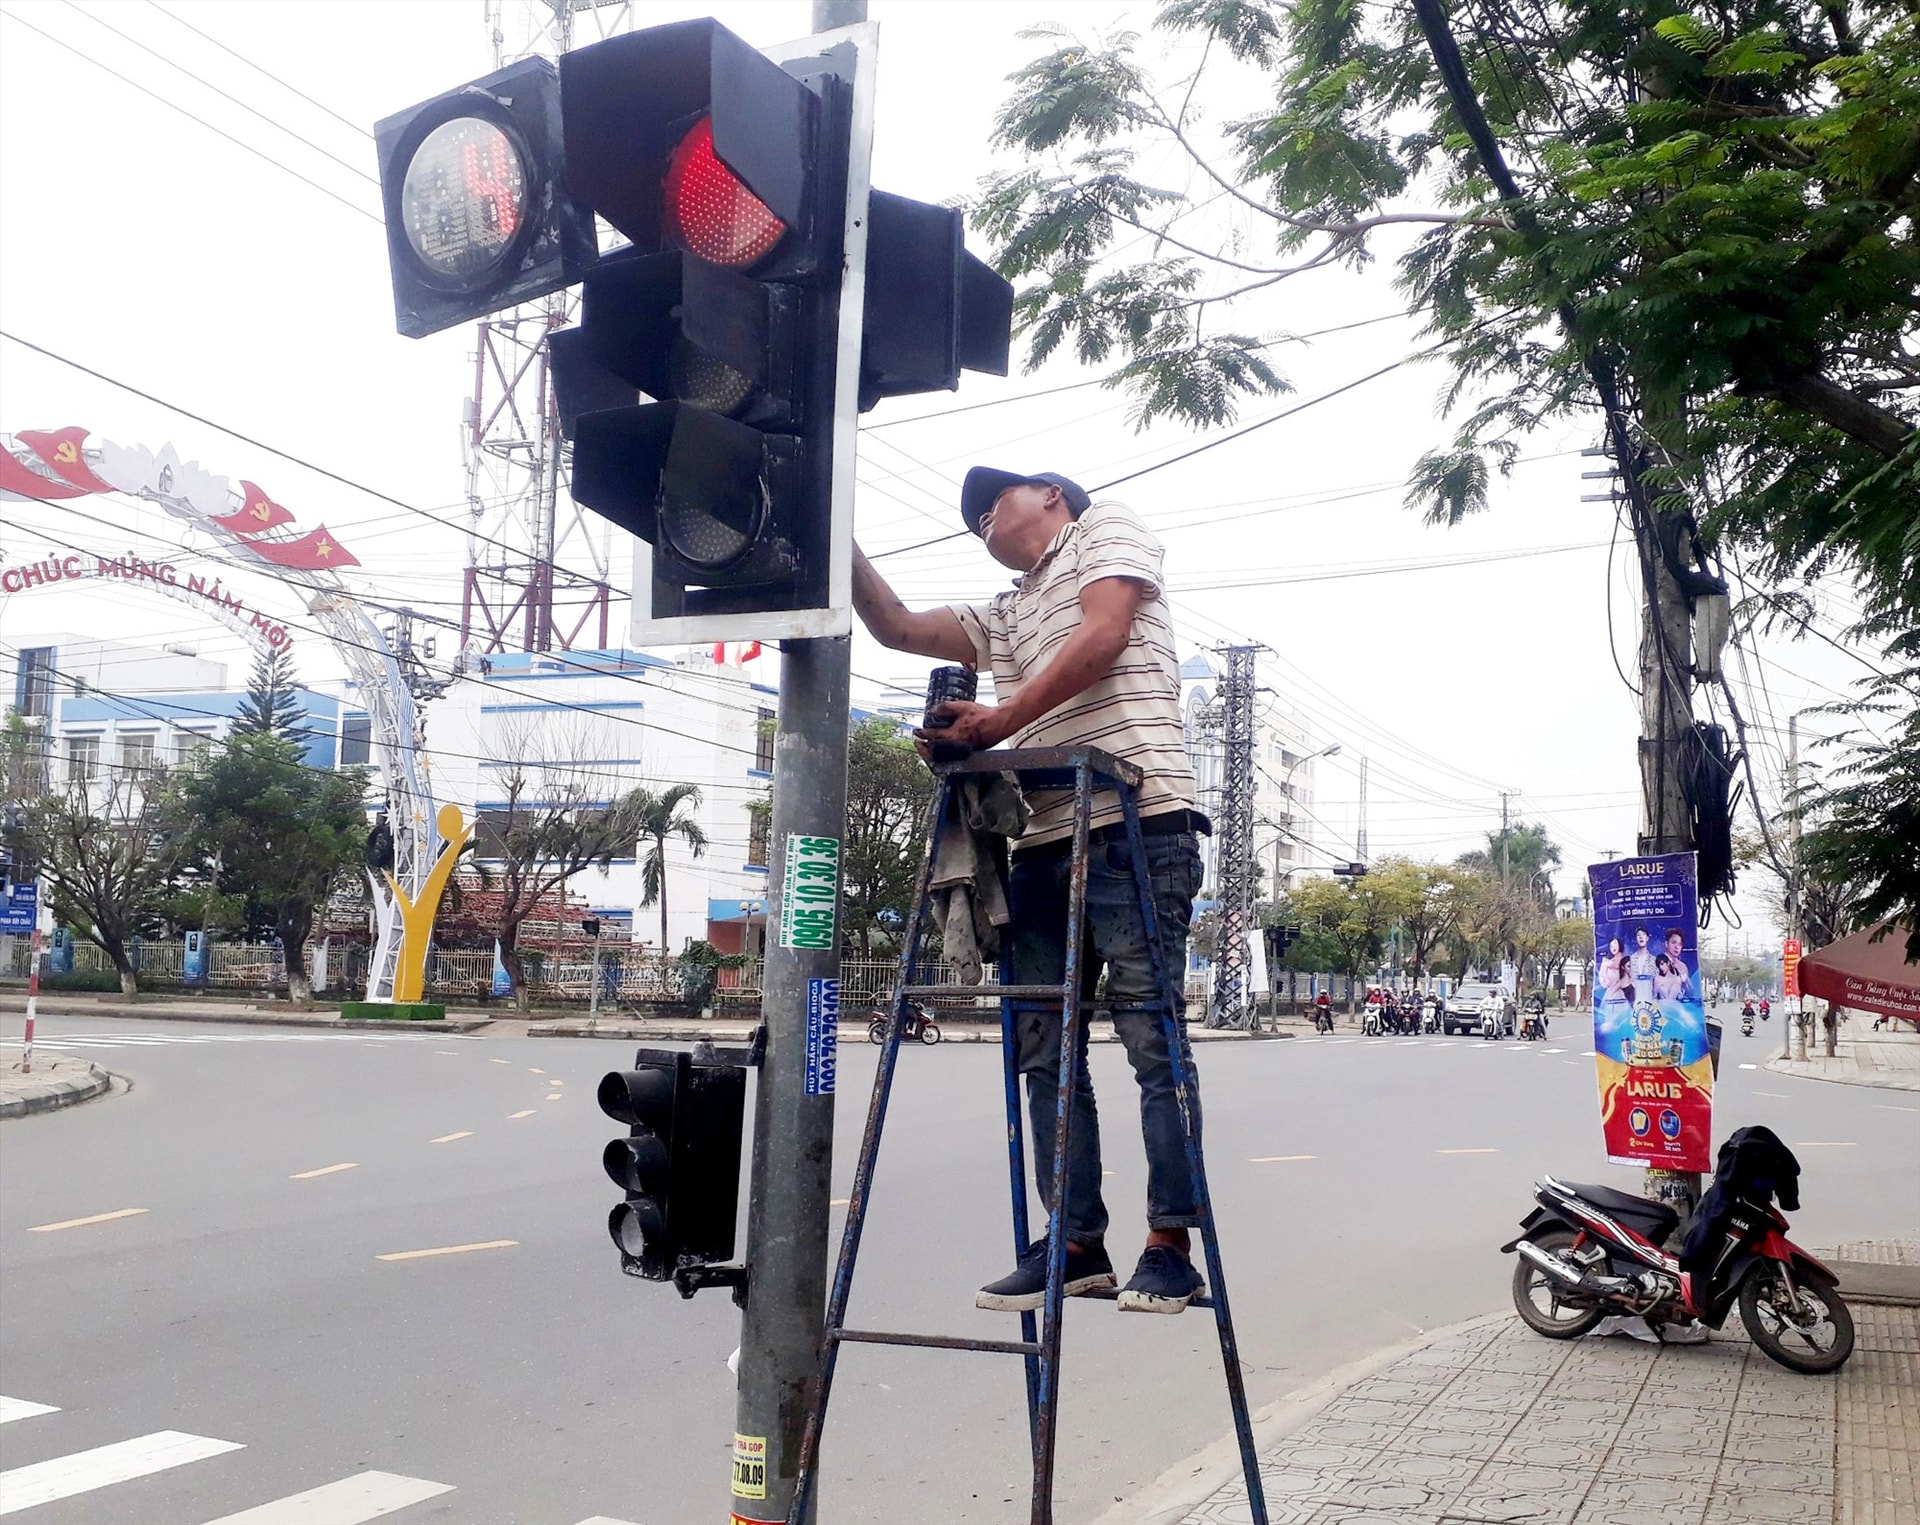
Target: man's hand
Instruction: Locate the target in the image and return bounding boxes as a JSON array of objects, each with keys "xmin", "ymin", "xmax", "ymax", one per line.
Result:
[{"xmin": 913, "ymin": 699, "xmax": 1014, "ymax": 759}]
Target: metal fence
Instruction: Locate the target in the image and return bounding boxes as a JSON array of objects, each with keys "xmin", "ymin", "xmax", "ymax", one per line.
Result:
[{"xmin": 0, "ymin": 936, "xmax": 1242, "ymax": 1010}]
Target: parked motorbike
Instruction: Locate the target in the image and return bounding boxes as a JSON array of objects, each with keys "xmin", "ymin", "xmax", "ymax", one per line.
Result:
[
  {"xmin": 1503, "ymin": 1131, "xmax": 1854, "ymax": 1374},
  {"xmin": 868, "ymin": 1000, "xmax": 941, "ymax": 1046}
]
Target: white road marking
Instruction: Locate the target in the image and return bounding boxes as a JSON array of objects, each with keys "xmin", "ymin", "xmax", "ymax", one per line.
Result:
[
  {"xmin": 1754, "ymin": 1092, "xmax": 1790, "ymax": 1099},
  {"xmin": 290, "ymin": 1164, "xmax": 358, "ymax": 1180},
  {"xmin": 377, "ymin": 1240, "xmax": 517, "ymax": 1262},
  {"xmin": 507, "ymin": 1109, "xmax": 536, "ymax": 1120},
  {"xmin": 1438, "ymin": 1148, "xmax": 1500, "ymax": 1155},
  {"xmin": 1792, "ymin": 1141, "xmax": 1858, "ymax": 1148},
  {"xmin": 1739, "ymin": 1063, "xmax": 1758, "ymax": 1070},
  {"xmin": 1249, "ymin": 1154, "xmax": 1317, "ymax": 1163},
  {"xmin": 196, "ymin": 1469, "xmax": 454, "ymax": 1523},
  {"xmin": 0, "ymin": 1398, "xmax": 57, "ymax": 1425},
  {"xmin": 1542, "ymin": 1048, "xmax": 1565, "ymax": 1053},
  {"xmin": 572, "ymin": 1518, "xmax": 646, "ymax": 1524},
  {"xmin": 1875, "ymin": 1105, "xmax": 1919, "ymax": 1113},
  {"xmin": 28, "ymin": 1208, "xmax": 147, "ymax": 1233},
  {"xmin": 0, "ymin": 1431, "xmax": 244, "ymax": 1515},
  {"xmin": 429, "ymin": 1132, "xmax": 472, "ymax": 1144}
]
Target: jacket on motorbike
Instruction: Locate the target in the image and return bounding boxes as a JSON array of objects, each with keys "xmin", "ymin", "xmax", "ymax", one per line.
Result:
[{"xmin": 1679, "ymin": 1125, "xmax": 1802, "ymax": 1279}]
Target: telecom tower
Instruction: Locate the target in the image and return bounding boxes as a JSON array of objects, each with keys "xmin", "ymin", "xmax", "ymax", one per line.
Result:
[
  {"xmin": 458, "ymin": 1, "xmax": 637, "ymax": 659},
  {"xmin": 1207, "ymin": 645, "xmax": 1260, "ymax": 1030}
]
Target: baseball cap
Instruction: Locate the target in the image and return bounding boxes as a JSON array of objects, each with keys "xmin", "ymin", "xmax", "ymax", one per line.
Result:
[{"xmin": 959, "ymin": 466, "xmax": 1092, "ymax": 536}]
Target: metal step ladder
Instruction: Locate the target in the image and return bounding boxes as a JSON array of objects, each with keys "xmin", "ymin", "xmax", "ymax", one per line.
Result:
[{"xmin": 789, "ymin": 746, "xmax": 1269, "ymax": 1525}]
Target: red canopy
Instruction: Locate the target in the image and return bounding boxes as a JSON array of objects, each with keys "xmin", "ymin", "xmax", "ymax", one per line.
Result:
[{"xmin": 1799, "ymin": 920, "xmax": 1920, "ymax": 1025}]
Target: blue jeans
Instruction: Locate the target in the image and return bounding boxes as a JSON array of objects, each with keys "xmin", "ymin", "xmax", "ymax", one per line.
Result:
[{"xmin": 1004, "ymin": 829, "xmax": 1205, "ymax": 1244}]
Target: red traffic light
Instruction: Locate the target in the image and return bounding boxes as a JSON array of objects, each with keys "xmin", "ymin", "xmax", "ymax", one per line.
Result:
[{"xmin": 664, "ymin": 117, "xmax": 788, "ymax": 270}]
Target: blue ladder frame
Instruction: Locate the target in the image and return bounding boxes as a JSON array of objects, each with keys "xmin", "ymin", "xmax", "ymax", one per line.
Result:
[{"xmin": 788, "ymin": 746, "xmax": 1268, "ymax": 1525}]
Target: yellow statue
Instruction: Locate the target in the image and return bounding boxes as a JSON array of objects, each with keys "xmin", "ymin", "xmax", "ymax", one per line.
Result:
[{"xmin": 387, "ymin": 803, "xmax": 472, "ymax": 1003}]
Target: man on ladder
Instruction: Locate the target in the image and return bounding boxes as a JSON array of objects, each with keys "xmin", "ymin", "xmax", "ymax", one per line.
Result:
[{"xmin": 851, "ymin": 465, "xmax": 1212, "ymax": 1315}]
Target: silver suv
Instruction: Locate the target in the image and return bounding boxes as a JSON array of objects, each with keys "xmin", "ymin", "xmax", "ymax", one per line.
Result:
[{"xmin": 1445, "ymin": 982, "xmax": 1513, "ymax": 1036}]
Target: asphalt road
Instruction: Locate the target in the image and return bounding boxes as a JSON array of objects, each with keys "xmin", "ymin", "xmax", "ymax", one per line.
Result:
[{"xmin": 0, "ymin": 1009, "xmax": 1912, "ymax": 1525}]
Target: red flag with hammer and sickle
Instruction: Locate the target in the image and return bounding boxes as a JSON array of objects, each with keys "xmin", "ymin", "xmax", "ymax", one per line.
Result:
[
  {"xmin": 211, "ymin": 480, "xmax": 297, "ymax": 537},
  {"xmin": 16, "ymin": 428, "xmax": 115, "ymax": 493}
]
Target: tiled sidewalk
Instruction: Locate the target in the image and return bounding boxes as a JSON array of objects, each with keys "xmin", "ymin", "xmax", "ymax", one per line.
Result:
[
  {"xmin": 1174, "ymin": 1303, "xmax": 1918, "ymax": 1525},
  {"xmin": 1767, "ymin": 1026, "xmax": 1920, "ymax": 1092}
]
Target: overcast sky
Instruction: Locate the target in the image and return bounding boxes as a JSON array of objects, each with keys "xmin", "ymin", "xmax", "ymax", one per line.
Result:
[{"xmin": 0, "ymin": 0, "xmax": 1878, "ymax": 947}]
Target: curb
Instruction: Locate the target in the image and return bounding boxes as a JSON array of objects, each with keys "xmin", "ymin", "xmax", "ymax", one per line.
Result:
[
  {"xmin": 0, "ymin": 997, "xmax": 492, "ymax": 1034},
  {"xmin": 1763, "ymin": 1055, "xmax": 1920, "ymax": 1092},
  {"xmin": 0, "ymin": 1063, "xmax": 115, "ymax": 1119},
  {"xmin": 1087, "ymin": 1310, "xmax": 1512, "ymax": 1525}
]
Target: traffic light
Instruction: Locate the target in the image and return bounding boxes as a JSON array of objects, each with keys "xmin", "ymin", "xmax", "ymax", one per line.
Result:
[
  {"xmin": 373, "ymin": 56, "xmax": 595, "ymax": 338},
  {"xmin": 375, "ymin": 19, "xmax": 1011, "ymax": 643},
  {"xmin": 599, "ymin": 1048, "xmax": 747, "ymax": 1282},
  {"xmin": 1331, "ymin": 862, "xmax": 1369, "ymax": 879}
]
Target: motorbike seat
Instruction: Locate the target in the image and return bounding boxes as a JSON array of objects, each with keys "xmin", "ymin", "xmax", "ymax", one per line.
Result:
[{"xmin": 1561, "ymin": 1181, "xmax": 1680, "ymax": 1242}]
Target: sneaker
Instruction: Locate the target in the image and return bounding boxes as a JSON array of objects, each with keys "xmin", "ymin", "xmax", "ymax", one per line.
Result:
[
  {"xmin": 975, "ymin": 1239, "xmax": 1116, "ymax": 1312},
  {"xmin": 1116, "ymin": 1244, "xmax": 1205, "ymax": 1314}
]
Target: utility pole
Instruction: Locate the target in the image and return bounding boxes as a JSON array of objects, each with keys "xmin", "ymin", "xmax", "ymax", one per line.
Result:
[
  {"xmin": 727, "ymin": 23, "xmax": 860, "ymax": 1525},
  {"xmin": 1207, "ymin": 645, "xmax": 1259, "ymax": 1030},
  {"xmin": 1786, "ymin": 715, "xmax": 1806, "ymax": 1063},
  {"xmin": 1498, "ymin": 789, "xmax": 1516, "ymax": 888},
  {"xmin": 1355, "ymin": 754, "xmax": 1369, "ymax": 865},
  {"xmin": 1408, "ymin": 0, "xmax": 1718, "ymax": 1229}
]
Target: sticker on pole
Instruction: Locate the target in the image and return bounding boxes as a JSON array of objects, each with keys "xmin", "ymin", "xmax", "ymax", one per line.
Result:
[
  {"xmin": 731, "ymin": 1432, "xmax": 768, "ymax": 1499},
  {"xmin": 778, "ymin": 834, "xmax": 841, "ymax": 950},
  {"xmin": 805, "ymin": 978, "xmax": 840, "ymax": 1096}
]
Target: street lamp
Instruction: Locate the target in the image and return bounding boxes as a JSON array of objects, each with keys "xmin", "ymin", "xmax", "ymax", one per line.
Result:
[{"xmin": 1270, "ymin": 743, "xmax": 1341, "ymax": 889}]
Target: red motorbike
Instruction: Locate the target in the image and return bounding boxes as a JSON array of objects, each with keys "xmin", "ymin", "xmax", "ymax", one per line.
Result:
[{"xmin": 1502, "ymin": 1131, "xmax": 1853, "ymax": 1373}]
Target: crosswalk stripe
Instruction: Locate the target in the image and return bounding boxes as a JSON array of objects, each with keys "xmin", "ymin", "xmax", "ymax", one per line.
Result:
[
  {"xmin": 196, "ymin": 1469, "xmax": 454, "ymax": 1523},
  {"xmin": 0, "ymin": 1430, "xmax": 244, "ymax": 1515},
  {"xmin": 0, "ymin": 1398, "xmax": 57, "ymax": 1425},
  {"xmin": 572, "ymin": 1517, "xmax": 646, "ymax": 1524}
]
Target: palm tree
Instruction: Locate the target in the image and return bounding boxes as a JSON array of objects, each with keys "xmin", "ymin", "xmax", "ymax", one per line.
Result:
[{"xmin": 633, "ymin": 783, "xmax": 708, "ymax": 954}]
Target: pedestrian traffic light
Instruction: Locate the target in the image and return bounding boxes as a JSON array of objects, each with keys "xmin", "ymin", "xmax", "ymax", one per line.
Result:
[
  {"xmin": 599, "ymin": 1048, "xmax": 747, "ymax": 1282},
  {"xmin": 373, "ymin": 56, "xmax": 595, "ymax": 338}
]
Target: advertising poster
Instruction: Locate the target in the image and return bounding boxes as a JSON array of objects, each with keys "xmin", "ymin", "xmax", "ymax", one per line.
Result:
[{"xmin": 1588, "ymin": 853, "xmax": 1712, "ymax": 1171}]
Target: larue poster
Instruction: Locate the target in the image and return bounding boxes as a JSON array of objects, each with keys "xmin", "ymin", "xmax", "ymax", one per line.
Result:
[{"xmin": 1589, "ymin": 852, "xmax": 1712, "ymax": 1171}]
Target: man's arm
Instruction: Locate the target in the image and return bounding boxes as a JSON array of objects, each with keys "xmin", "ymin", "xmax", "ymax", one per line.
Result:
[
  {"xmin": 852, "ymin": 543, "xmax": 977, "ymax": 664},
  {"xmin": 922, "ymin": 576, "xmax": 1144, "ymax": 752}
]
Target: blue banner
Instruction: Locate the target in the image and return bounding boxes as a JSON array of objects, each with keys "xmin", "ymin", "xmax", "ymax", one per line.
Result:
[
  {"xmin": 1589, "ymin": 852, "xmax": 1712, "ymax": 1171},
  {"xmin": 805, "ymin": 978, "xmax": 839, "ymax": 1097},
  {"xmin": 0, "ymin": 881, "xmax": 36, "ymax": 934},
  {"xmin": 183, "ymin": 930, "xmax": 209, "ymax": 986}
]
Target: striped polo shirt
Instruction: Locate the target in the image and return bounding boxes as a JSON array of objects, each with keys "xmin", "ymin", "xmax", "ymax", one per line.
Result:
[{"xmin": 948, "ymin": 501, "xmax": 1199, "ymax": 849}]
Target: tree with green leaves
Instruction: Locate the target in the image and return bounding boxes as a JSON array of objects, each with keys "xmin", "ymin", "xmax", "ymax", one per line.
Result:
[
  {"xmin": 1367, "ymin": 857, "xmax": 1468, "ymax": 977},
  {"xmin": 233, "ymin": 645, "xmax": 306, "ymax": 743},
  {"xmin": 841, "ymin": 718, "xmax": 936, "ymax": 958},
  {"xmin": 980, "ymin": 2, "xmax": 1919, "ymax": 922},
  {"xmin": 178, "ymin": 733, "xmax": 369, "ymax": 1002},
  {"xmin": 633, "ymin": 782, "xmax": 709, "ymax": 956},
  {"xmin": 3, "ymin": 758, "xmax": 186, "ymax": 995},
  {"xmin": 1285, "ymin": 872, "xmax": 1395, "ymax": 1009}
]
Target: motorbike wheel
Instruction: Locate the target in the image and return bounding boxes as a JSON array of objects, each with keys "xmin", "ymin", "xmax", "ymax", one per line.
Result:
[
  {"xmin": 1739, "ymin": 1264, "xmax": 1855, "ymax": 1373},
  {"xmin": 1511, "ymin": 1228, "xmax": 1609, "ymax": 1339},
  {"xmin": 919, "ymin": 1021, "xmax": 942, "ymax": 1046},
  {"xmin": 867, "ymin": 1019, "xmax": 887, "ymax": 1045}
]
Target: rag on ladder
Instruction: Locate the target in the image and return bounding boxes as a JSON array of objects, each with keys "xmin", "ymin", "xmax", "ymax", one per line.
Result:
[{"xmin": 928, "ymin": 772, "xmax": 1028, "ymax": 984}]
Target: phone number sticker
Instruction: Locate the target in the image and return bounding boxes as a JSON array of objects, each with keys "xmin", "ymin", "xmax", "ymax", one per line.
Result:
[
  {"xmin": 732, "ymin": 1432, "xmax": 768, "ymax": 1499},
  {"xmin": 779, "ymin": 834, "xmax": 841, "ymax": 951}
]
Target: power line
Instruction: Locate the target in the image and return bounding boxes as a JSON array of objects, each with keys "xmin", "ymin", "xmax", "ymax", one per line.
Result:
[
  {"xmin": 143, "ymin": 0, "xmax": 373, "ymax": 139},
  {"xmin": 61, "ymin": 2, "xmax": 380, "ymax": 186},
  {"xmin": 0, "ymin": 6, "xmax": 382, "ymax": 225}
]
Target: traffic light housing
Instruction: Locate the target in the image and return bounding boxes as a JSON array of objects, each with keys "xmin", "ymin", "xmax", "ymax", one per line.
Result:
[
  {"xmin": 375, "ymin": 19, "xmax": 1011, "ymax": 644},
  {"xmin": 599, "ymin": 1048, "xmax": 747, "ymax": 1281},
  {"xmin": 373, "ymin": 56, "xmax": 595, "ymax": 338}
]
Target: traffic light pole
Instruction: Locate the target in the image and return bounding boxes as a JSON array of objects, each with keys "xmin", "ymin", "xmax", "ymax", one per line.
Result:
[
  {"xmin": 732, "ymin": 635, "xmax": 850, "ymax": 1525},
  {"xmin": 731, "ymin": 18, "xmax": 864, "ymax": 1524}
]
